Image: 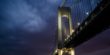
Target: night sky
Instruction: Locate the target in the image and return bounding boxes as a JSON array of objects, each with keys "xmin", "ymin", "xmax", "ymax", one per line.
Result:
[{"xmin": 0, "ymin": 0, "xmax": 110, "ymax": 55}]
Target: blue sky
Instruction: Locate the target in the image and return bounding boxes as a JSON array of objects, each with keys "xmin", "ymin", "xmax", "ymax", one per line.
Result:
[{"xmin": 0, "ymin": 0, "xmax": 110, "ymax": 55}]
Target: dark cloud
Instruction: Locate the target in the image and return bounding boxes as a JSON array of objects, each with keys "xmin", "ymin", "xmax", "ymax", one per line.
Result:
[{"xmin": 0, "ymin": 0, "xmax": 58, "ymax": 55}]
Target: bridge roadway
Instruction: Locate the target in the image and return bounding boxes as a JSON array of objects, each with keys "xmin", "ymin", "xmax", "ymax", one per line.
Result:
[{"xmin": 64, "ymin": 0, "xmax": 110, "ymax": 48}]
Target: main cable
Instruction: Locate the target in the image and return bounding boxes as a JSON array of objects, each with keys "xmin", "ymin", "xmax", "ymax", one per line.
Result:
[{"xmin": 60, "ymin": 0, "xmax": 67, "ymax": 7}]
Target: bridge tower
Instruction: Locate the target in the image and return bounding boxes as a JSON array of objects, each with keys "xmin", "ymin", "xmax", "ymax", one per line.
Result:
[
  {"xmin": 57, "ymin": 7, "xmax": 73, "ymax": 49},
  {"xmin": 54, "ymin": 7, "xmax": 75, "ymax": 55}
]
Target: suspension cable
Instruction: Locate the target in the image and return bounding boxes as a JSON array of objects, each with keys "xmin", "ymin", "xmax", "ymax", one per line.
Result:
[{"xmin": 60, "ymin": 0, "xmax": 67, "ymax": 7}]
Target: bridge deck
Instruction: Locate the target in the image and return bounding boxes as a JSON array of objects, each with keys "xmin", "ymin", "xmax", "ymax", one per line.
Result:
[{"xmin": 64, "ymin": 0, "xmax": 110, "ymax": 48}]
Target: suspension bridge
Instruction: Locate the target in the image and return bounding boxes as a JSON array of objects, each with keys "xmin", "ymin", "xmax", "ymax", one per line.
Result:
[{"xmin": 53, "ymin": 0, "xmax": 110, "ymax": 55}]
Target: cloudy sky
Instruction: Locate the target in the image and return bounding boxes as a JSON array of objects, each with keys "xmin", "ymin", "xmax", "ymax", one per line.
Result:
[{"xmin": 0, "ymin": 0, "xmax": 110, "ymax": 55}]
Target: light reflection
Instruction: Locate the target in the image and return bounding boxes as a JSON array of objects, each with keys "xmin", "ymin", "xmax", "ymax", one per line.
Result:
[{"xmin": 86, "ymin": 12, "xmax": 89, "ymax": 15}]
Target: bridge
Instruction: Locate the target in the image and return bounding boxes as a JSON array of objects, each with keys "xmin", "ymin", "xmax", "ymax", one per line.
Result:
[{"xmin": 54, "ymin": 0, "xmax": 110, "ymax": 55}]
